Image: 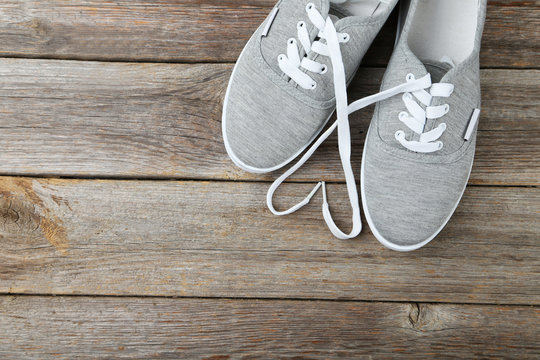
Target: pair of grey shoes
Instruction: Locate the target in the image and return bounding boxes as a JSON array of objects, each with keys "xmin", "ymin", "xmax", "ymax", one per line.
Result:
[{"xmin": 222, "ymin": 0, "xmax": 487, "ymax": 251}]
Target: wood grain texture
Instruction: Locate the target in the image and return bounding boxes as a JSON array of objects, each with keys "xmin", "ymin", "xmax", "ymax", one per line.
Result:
[
  {"xmin": 0, "ymin": 177, "xmax": 538, "ymax": 304},
  {"xmin": 0, "ymin": 1, "xmax": 537, "ymax": 67},
  {"xmin": 0, "ymin": 2, "xmax": 536, "ymax": 357},
  {"xmin": 0, "ymin": 58, "xmax": 538, "ymax": 185},
  {"xmin": 0, "ymin": 296, "xmax": 538, "ymax": 359}
]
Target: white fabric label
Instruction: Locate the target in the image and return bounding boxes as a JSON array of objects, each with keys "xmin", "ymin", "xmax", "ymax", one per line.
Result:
[
  {"xmin": 464, "ymin": 108, "xmax": 481, "ymax": 141},
  {"xmin": 262, "ymin": 7, "xmax": 279, "ymax": 37}
]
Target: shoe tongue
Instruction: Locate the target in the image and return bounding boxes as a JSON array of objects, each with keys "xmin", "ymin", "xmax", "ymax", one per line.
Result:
[
  {"xmin": 328, "ymin": 14, "xmax": 340, "ymax": 23},
  {"xmin": 423, "ymin": 56, "xmax": 455, "ymax": 83},
  {"xmin": 318, "ymin": 0, "xmax": 332, "ymax": 18},
  {"xmin": 330, "ymin": 0, "xmax": 393, "ymax": 18},
  {"xmin": 328, "ymin": 0, "xmax": 353, "ymax": 14}
]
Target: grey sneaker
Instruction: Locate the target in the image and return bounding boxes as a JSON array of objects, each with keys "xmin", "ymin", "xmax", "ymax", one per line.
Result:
[
  {"xmin": 222, "ymin": 0, "xmax": 398, "ymax": 173},
  {"xmin": 361, "ymin": 0, "xmax": 488, "ymax": 251}
]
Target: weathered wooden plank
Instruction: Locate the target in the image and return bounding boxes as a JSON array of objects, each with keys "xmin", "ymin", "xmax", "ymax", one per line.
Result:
[
  {"xmin": 0, "ymin": 59, "xmax": 538, "ymax": 185},
  {"xmin": 0, "ymin": 177, "xmax": 538, "ymax": 304},
  {"xmin": 0, "ymin": 1, "xmax": 537, "ymax": 67},
  {"xmin": 0, "ymin": 297, "xmax": 538, "ymax": 359}
]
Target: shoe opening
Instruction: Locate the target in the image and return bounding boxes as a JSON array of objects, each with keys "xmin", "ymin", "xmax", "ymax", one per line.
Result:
[{"xmin": 408, "ymin": 0, "xmax": 479, "ymax": 65}]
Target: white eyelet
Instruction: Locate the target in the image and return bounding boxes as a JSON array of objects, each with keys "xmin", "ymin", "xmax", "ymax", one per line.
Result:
[
  {"xmin": 320, "ymin": 65, "xmax": 328, "ymax": 74},
  {"xmin": 310, "ymin": 82, "xmax": 317, "ymax": 90},
  {"xmin": 278, "ymin": 54, "xmax": 285, "ymax": 62},
  {"xmin": 342, "ymin": 33, "xmax": 350, "ymax": 43},
  {"xmin": 306, "ymin": 3, "xmax": 314, "ymax": 11},
  {"xmin": 444, "ymin": 104, "xmax": 450, "ymax": 113},
  {"xmin": 402, "ymin": 93, "xmax": 412, "ymax": 101},
  {"xmin": 437, "ymin": 141, "xmax": 444, "ymax": 150},
  {"xmin": 439, "ymin": 123, "xmax": 447, "ymax": 131},
  {"xmin": 398, "ymin": 111, "xmax": 408, "ymax": 121},
  {"xmin": 395, "ymin": 130, "xmax": 405, "ymax": 140},
  {"xmin": 406, "ymin": 73, "xmax": 415, "ymax": 81},
  {"xmin": 297, "ymin": 21, "xmax": 306, "ymax": 29}
]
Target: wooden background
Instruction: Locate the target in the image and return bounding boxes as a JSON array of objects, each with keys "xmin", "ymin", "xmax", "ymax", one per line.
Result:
[{"xmin": 0, "ymin": 0, "xmax": 538, "ymax": 358}]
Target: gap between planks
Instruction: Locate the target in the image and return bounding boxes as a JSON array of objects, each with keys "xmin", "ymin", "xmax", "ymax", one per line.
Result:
[
  {"xmin": 0, "ymin": 173, "xmax": 537, "ymax": 188},
  {"xmin": 1, "ymin": 292, "xmax": 539, "ymax": 309}
]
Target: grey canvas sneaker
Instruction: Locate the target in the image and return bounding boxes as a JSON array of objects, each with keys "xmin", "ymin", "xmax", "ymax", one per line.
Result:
[
  {"xmin": 361, "ymin": 0, "xmax": 488, "ymax": 251},
  {"xmin": 264, "ymin": 1, "xmax": 438, "ymax": 240},
  {"xmin": 222, "ymin": 0, "xmax": 398, "ymax": 174}
]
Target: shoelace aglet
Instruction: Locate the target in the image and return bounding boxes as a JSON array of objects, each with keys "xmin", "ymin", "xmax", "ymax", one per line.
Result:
[
  {"xmin": 320, "ymin": 181, "xmax": 331, "ymax": 218},
  {"xmin": 303, "ymin": 181, "xmax": 323, "ymax": 207},
  {"xmin": 321, "ymin": 181, "xmax": 327, "ymax": 204}
]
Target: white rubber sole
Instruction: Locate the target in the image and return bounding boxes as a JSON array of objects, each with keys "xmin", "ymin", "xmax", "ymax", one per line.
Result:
[
  {"xmin": 221, "ymin": 37, "xmax": 334, "ymax": 174},
  {"xmin": 360, "ymin": 125, "xmax": 475, "ymax": 252}
]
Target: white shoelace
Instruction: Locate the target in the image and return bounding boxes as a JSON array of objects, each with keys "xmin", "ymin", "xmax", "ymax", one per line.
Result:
[
  {"xmin": 267, "ymin": 3, "xmax": 444, "ymax": 240},
  {"xmin": 278, "ymin": 3, "xmax": 350, "ymax": 90},
  {"xmin": 395, "ymin": 73, "xmax": 454, "ymax": 153}
]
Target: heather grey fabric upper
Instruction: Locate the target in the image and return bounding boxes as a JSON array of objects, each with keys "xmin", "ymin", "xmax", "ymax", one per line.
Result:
[
  {"xmin": 223, "ymin": 0, "xmax": 397, "ymax": 171},
  {"xmin": 362, "ymin": 0, "xmax": 487, "ymax": 249}
]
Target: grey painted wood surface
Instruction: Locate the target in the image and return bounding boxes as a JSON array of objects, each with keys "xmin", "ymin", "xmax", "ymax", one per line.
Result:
[
  {"xmin": 0, "ymin": 1, "xmax": 537, "ymax": 67},
  {"xmin": 0, "ymin": 1, "xmax": 538, "ymax": 357},
  {"xmin": 0, "ymin": 58, "xmax": 538, "ymax": 185},
  {"xmin": 1, "ymin": 177, "xmax": 538, "ymax": 304},
  {"xmin": 0, "ymin": 296, "xmax": 538, "ymax": 359}
]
